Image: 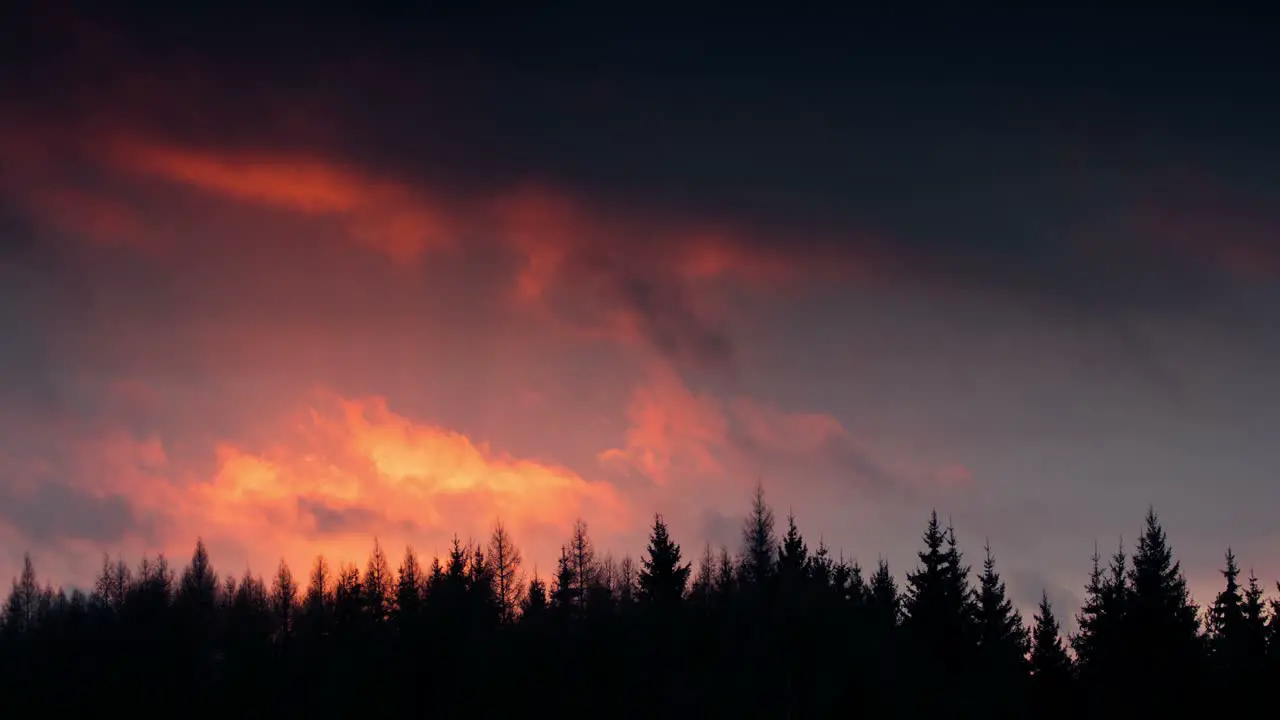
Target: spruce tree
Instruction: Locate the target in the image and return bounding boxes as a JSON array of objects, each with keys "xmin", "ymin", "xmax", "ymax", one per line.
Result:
[
  {"xmin": 778, "ymin": 511, "xmax": 809, "ymax": 581},
  {"xmin": 714, "ymin": 546, "xmax": 736, "ymax": 598},
  {"xmin": 1126, "ymin": 508, "xmax": 1201, "ymax": 702},
  {"xmin": 739, "ymin": 482, "xmax": 777, "ymax": 588},
  {"xmin": 689, "ymin": 544, "xmax": 716, "ymax": 612},
  {"xmin": 1030, "ymin": 592, "xmax": 1072, "ymax": 682},
  {"xmin": 394, "ymin": 546, "xmax": 423, "ymax": 630},
  {"xmin": 637, "ymin": 514, "xmax": 691, "ymax": 610},
  {"xmin": 867, "ymin": 558, "xmax": 900, "ymax": 631},
  {"xmin": 1240, "ymin": 570, "xmax": 1268, "ymax": 670},
  {"xmin": 903, "ymin": 512, "xmax": 976, "ymax": 654},
  {"xmin": 1267, "ymin": 584, "xmax": 1280, "ymax": 667},
  {"xmin": 269, "ymin": 559, "xmax": 297, "ymax": 642},
  {"xmin": 303, "ymin": 555, "xmax": 331, "ymax": 618},
  {"xmin": 466, "ymin": 542, "xmax": 500, "ymax": 625},
  {"xmin": 550, "ymin": 545, "xmax": 577, "ymax": 616},
  {"xmin": 976, "ymin": 543, "xmax": 1030, "ymax": 677},
  {"xmin": 1072, "ymin": 542, "xmax": 1129, "ymax": 685},
  {"xmin": 362, "ymin": 539, "xmax": 392, "ymax": 623},
  {"xmin": 1208, "ymin": 548, "xmax": 1245, "ymax": 673}
]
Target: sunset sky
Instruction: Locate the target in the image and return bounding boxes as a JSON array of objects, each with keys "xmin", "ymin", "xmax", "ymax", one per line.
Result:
[{"xmin": 2, "ymin": 4, "xmax": 1278, "ymax": 625}]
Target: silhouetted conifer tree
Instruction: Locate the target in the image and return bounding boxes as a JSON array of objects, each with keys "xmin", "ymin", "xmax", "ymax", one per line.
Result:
[
  {"xmin": 568, "ymin": 519, "xmax": 598, "ymax": 611},
  {"xmin": 394, "ymin": 546, "xmax": 423, "ymax": 625},
  {"xmin": 521, "ymin": 573, "xmax": 548, "ymax": 619},
  {"xmin": 1208, "ymin": 548, "xmax": 1246, "ymax": 679},
  {"xmin": 4, "ymin": 554, "xmax": 40, "ymax": 634},
  {"xmin": 1030, "ymin": 592, "xmax": 1072, "ymax": 700},
  {"xmin": 976, "ymin": 543, "xmax": 1030, "ymax": 679},
  {"xmin": 1126, "ymin": 508, "xmax": 1201, "ymax": 706},
  {"xmin": 739, "ymin": 482, "xmax": 777, "ymax": 588},
  {"xmin": 615, "ymin": 554, "xmax": 637, "ymax": 608},
  {"xmin": 638, "ymin": 514, "xmax": 691, "ymax": 610},
  {"xmin": 362, "ymin": 539, "xmax": 392, "ymax": 624},
  {"xmin": 714, "ymin": 546, "xmax": 736, "ymax": 598},
  {"xmin": 2, "ymin": 492, "xmax": 1271, "ymax": 715},
  {"xmin": 269, "ymin": 559, "xmax": 297, "ymax": 643},
  {"xmin": 903, "ymin": 513, "xmax": 979, "ymax": 712},
  {"xmin": 489, "ymin": 520, "xmax": 524, "ymax": 624},
  {"xmin": 551, "ymin": 545, "xmax": 577, "ymax": 616},
  {"xmin": 1240, "ymin": 570, "xmax": 1269, "ymax": 671}
]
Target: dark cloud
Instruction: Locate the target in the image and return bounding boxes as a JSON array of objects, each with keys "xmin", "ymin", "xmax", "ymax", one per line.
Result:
[
  {"xmin": 696, "ymin": 508, "xmax": 740, "ymax": 553},
  {"xmin": 6, "ymin": 3, "xmax": 1276, "ymax": 330},
  {"xmin": 0, "ymin": 481, "xmax": 142, "ymax": 546},
  {"xmin": 616, "ymin": 273, "xmax": 734, "ymax": 371},
  {"xmin": 296, "ymin": 498, "xmax": 387, "ymax": 536}
]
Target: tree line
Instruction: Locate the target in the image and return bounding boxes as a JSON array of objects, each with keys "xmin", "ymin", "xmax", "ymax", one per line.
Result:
[{"xmin": 2, "ymin": 484, "xmax": 1278, "ymax": 716}]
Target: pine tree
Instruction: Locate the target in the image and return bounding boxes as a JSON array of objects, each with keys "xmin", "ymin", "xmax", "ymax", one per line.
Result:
[
  {"xmin": 551, "ymin": 545, "xmax": 577, "ymax": 616},
  {"xmin": 332, "ymin": 563, "xmax": 363, "ymax": 629},
  {"xmin": 439, "ymin": 536, "xmax": 470, "ymax": 618},
  {"xmin": 568, "ymin": 520, "xmax": 597, "ymax": 610},
  {"xmin": 425, "ymin": 556, "xmax": 444, "ymax": 601},
  {"xmin": 269, "ymin": 559, "xmax": 297, "ymax": 642},
  {"xmin": 467, "ymin": 541, "xmax": 499, "ymax": 624},
  {"xmin": 304, "ymin": 555, "xmax": 331, "ymax": 618},
  {"xmin": 394, "ymin": 546, "xmax": 424, "ymax": 628},
  {"xmin": 615, "ymin": 555, "xmax": 637, "ymax": 607},
  {"xmin": 976, "ymin": 543, "xmax": 1030, "ymax": 676},
  {"xmin": 739, "ymin": 482, "xmax": 777, "ymax": 587},
  {"xmin": 714, "ymin": 546, "xmax": 736, "ymax": 598},
  {"xmin": 362, "ymin": 539, "xmax": 392, "ymax": 623},
  {"xmin": 902, "ymin": 513, "xmax": 979, "ymax": 711},
  {"xmin": 520, "ymin": 573, "xmax": 548, "ymax": 620},
  {"xmin": 1072, "ymin": 541, "xmax": 1130, "ymax": 684},
  {"xmin": 1126, "ymin": 508, "xmax": 1201, "ymax": 703},
  {"xmin": 1208, "ymin": 548, "xmax": 1245, "ymax": 673},
  {"xmin": 1030, "ymin": 592, "xmax": 1072, "ymax": 684},
  {"xmin": 867, "ymin": 558, "xmax": 900, "ymax": 630},
  {"xmin": 809, "ymin": 540, "xmax": 835, "ymax": 591},
  {"xmin": 689, "ymin": 544, "xmax": 716, "ymax": 612},
  {"xmin": 1267, "ymin": 583, "xmax": 1280, "ymax": 668},
  {"xmin": 488, "ymin": 520, "xmax": 525, "ymax": 624},
  {"xmin": 903, "ymin": 513, "xmax": 976, "ymax": 653},
  {"xmin": 4, "ymin": 554, "xmax": 41, "ymax": 634},
  {"xmin": 93, "ymin": 553, "xmax": 130, "ymax": 614},
  {"xmin": 172, "ymin": 541, "xmax": 220, "ymax": 700},
  {"xmin": 778, "ymin": 511, "xmax": 809, "ymax": 581},
  {"xmin": 177, "ymin": 539, "xmax": 219, "ymax": 609},
  {"xmin": 1240, "ymin": 570, "xmax": 1268, "ymax": 670},
  {"xmin": 637, "ymin": 514, "xmax": 691, "ymax": 610}
]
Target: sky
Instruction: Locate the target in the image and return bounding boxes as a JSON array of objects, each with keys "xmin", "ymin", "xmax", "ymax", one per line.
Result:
[{"xmin": 2, "ymin": 3, "xmax": 1278, "ymax": 625}]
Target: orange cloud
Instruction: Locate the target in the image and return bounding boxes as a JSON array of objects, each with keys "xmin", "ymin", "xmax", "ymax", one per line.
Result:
[
  {"xmin": 101, "ymin": 137, "xmax": 458, "ymax": 264},
  {"xmin": 18, "ymin": 390, "xmax": 629, "ymax": 585},
  {"xmin": 599, "ymin": 363, "xmax": 848, "ymax": 486},
  {"xmin": 1, "ymin": 120, "xmax": 869, "ymax": 370},
  {"xmin": 598, "ymin": 363, "xmax": 729, "ymax": 485}
]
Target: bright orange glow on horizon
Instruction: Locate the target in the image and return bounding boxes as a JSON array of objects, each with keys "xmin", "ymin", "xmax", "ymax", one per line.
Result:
[{"xmin": 46, "ymin": 390, "xmax": 630, "ymax": 585}]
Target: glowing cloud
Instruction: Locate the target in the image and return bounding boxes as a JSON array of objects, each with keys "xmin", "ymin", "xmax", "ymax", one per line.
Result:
[
  {"xmin": 599, "ymin": 363, "xmax": 849, "ymax": 486},
  {"xmin": 3, "ymin": 390, "xmax": 630, "ymax": 584},
  {"xmin": 106, "ymin": 138, "xmax": 457, "ymax": 264}
]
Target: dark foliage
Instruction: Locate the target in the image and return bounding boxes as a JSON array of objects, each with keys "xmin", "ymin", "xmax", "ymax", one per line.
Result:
[{"xmin": 2, "ymin": 494, "xmax": 1277, "ymax": 716}]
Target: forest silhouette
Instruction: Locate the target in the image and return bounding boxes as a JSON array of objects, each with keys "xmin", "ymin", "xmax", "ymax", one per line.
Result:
[{"xmin": 3, "ymin": 483, "xmax": 1277, "ymax": 716}]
